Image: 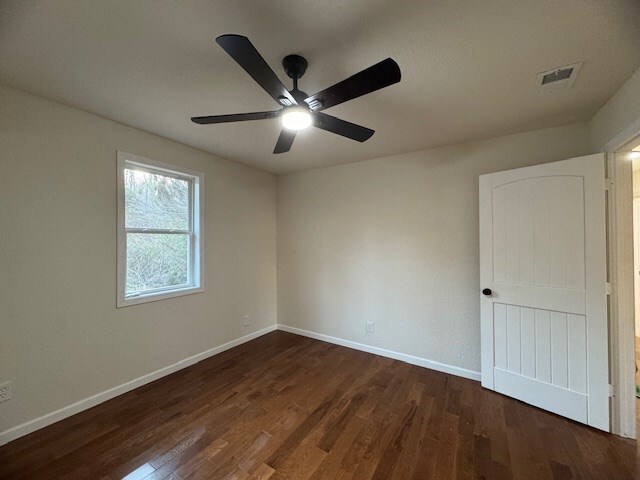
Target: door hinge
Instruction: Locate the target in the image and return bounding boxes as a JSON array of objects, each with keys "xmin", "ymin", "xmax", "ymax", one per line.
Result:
[
  {"xmin": 606, "ymin": 282, "xmax": 612, "ymax": 295},
  {"xmin": 609, "ymin": 384, "xmax": 615, "ymax": 397},
  {"xmin": 605, "ymin": 178, "xmax": 613, "ymax": 190}
]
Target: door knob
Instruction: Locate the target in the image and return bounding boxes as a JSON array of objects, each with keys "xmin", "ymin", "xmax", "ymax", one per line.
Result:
[{"xmin": 482, "ymin": 288, "xmax": 492, "ymax": 296}]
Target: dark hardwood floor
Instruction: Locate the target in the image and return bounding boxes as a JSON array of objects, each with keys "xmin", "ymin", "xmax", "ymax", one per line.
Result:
[{"xmin": 0, "ymin": 331, "xmax": 635, "ymax": 479}]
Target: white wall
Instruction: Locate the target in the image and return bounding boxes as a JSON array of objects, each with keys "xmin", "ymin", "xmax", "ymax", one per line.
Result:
[
  {"xmin": 590, "ymin": 67, "xmax": 640, "ymax": 151},
  {"xmin": 277, "ymin": 123, "xmax": 593, "ymax": 375},
  {"xmin": 0, "ymin": 85, "xmax": 277, "ymax": 440}
]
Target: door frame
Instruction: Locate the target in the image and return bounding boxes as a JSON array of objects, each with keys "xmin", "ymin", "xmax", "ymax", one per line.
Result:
[{"xmin": 608, "ymin": 146, "xmax": 637, "ymax": 439}]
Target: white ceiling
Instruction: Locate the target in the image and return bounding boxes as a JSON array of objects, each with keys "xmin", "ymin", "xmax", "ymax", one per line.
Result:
[{"xmin": 1, "ymin": 1, "xmax": 639, "ymax": 174}]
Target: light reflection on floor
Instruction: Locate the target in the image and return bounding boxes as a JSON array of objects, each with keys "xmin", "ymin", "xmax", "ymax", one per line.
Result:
[{"xmin": 121, "ymin": 462, "xmax": 155, "ymax": 480}]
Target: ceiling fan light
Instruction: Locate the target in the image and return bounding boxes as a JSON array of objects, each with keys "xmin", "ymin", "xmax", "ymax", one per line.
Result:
[{"xmin": 281, "ymin": 108, "xmax": 312, "ymax": 131}]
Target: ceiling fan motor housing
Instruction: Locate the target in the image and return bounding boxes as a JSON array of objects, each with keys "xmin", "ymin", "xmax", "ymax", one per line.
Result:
[{"xmin": 282, "ymin": 54, "xmax": 308, "ymax": 79}]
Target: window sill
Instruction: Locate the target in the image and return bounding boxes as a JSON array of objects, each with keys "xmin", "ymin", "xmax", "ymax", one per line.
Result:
[{"xmin": 117, "ymin": 286, "xmax": 204, "ymax": 308}]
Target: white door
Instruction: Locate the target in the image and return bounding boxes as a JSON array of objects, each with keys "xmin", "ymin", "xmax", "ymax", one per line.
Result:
[{"xmin": 479, "ymin": 153, "xmax": 609, "ymax": 431}]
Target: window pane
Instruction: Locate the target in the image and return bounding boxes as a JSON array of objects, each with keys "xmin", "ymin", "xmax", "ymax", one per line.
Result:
[
  {"xmin": 126, "ymin": 233, "xmax": 190, "ymax": 296},
  {"xmin": 124, "ymin": 168, "xmax": 190, "ymax": 230}
]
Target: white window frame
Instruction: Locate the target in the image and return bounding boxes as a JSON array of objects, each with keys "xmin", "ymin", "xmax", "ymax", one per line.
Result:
[{"xmin": 117, "ymin": 151, "xmax": 204, "ymax": 307}]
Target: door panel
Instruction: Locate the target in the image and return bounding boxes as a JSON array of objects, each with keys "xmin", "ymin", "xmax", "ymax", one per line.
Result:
[
  {"xmin": 493, "ymin": 303, "xmax": 588, "ymax": 391},
  {"xmin": 480, "ymin": 153, "xmax": 608, "ymax": 431},
  {"xmin": 492, "ymin": 176, "xmax": 585, "ymax": 289}
]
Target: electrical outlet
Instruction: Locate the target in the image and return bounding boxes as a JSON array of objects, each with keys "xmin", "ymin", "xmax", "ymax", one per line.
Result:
[
  {"xmin": 366, "ymin": 321, "xmax": 375, "ymax": 334},
  {"xmin": 243, "ymin": 314, "xmax": 251, "ymax": 327},
  {"xmin": 0, "ymin": 382, "xmax": 12, "ymax": 403}
]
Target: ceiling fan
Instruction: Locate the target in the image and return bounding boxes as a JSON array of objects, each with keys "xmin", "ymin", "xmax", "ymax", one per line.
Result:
[{"xmin": 191, "ymin": 34, "xmax": 401, "ymax": 154}]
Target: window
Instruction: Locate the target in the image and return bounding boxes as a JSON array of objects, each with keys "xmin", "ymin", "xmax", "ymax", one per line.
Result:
[{"xmin": 117, "ymin": 152, "xmax": 203, "ymax": 307}]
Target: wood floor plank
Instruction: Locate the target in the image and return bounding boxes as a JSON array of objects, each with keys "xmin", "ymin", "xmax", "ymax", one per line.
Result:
[
  {"xmin": 390, "ymin": 385, "xmax": 434, "ymax": 480},
  {"xmin": 248, "ymin": 463, "xmax": 275, "ymax": 480},
  {"xmin": 370, "ymin": 404, "xmax": 417, "ymax": 479},
  {"xmin": 0, "ymin": 331, "xmax": 634, "ymax": 479}
]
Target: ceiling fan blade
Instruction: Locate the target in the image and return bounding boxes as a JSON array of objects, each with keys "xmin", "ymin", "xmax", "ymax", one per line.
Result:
[
  {"xmin": 304, "ymin": 58, "xmax": 400, "ymax": 111},
  {"xmin": 274, "ymin": 129, "xmax": 296, "ymax": 154},
  {"xmin": 216, "ymin": 34, "xmax": 296, "ymax": 106},
  {"xmin": 191, "ymin": 111, "xmax": 280, "ymax": 124},
  {"xmin": 312, "ymin": 112, "xmax": 374, "ymax": 142}
]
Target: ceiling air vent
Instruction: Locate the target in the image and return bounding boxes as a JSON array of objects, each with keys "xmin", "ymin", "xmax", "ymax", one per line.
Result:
[
  {"xmin": 541, "ymin": 68, "xmax": 573, "ymax": 85},
  {"xmin": 535, "ymin": 62, "xmax": 582, "ymax": 94}
]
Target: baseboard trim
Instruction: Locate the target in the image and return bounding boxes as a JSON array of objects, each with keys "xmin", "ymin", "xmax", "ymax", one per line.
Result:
[
  {"xmin": 0, "ymin": 325, "xmax": 277, "ymax": 446},
  {"xmin": 277, "ymin": 324, "xmax": 481, "ymax": 382},
  {"xmin": 1, "ymin": 324, "xmax": 480, "ymax": 446}
]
